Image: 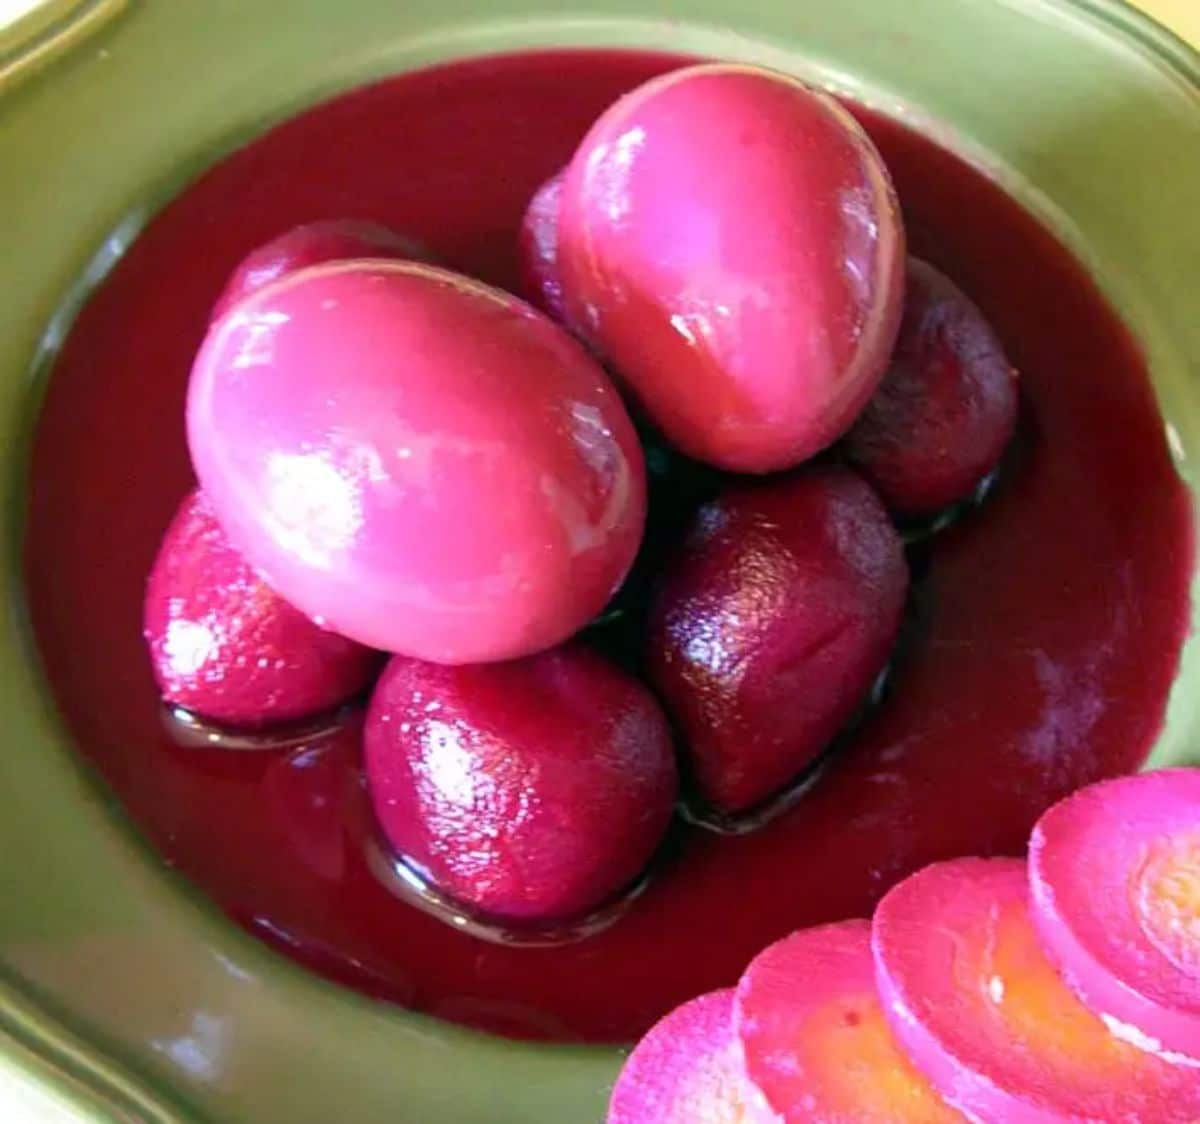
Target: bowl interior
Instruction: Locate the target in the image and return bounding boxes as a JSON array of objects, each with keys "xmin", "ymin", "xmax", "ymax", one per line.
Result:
[{"xmin": 2, "ymin": 1, "xmax": 1199, "ymax": 1121}]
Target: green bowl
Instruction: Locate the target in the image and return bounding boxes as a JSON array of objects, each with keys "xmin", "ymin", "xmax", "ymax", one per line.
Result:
[{"xmin": 2, "ymin": 1, "xmax": 1199, "ymax": 1120}]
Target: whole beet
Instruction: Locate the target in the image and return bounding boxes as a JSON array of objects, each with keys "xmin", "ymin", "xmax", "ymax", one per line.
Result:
[
  {"xmin": 144, "ymin": 488, "xmax": 380, "ymax": 726},
  {"xmin": 365, "ymin": 643, "xmax": 678, "ymax": 922},
  {"xmin": 845, "ymin": 257, "xmax": 1019, "ymax": 517},
  {"xmin": 648, "ymin": 466, "xmax": 908, "ymax": 813}
]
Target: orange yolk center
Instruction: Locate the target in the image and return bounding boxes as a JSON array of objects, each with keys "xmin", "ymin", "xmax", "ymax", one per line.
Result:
[
  {"xmin": 799, "ymin": 992, "xmax": 962, "ymax": 1120},
  {"xmin": 970, "ymin": 905, "xmax": 1152, "ymax": 1080},
  {"xmin": 1134, "ymin": 831, "xmax": 1200, "ymax": 974}
]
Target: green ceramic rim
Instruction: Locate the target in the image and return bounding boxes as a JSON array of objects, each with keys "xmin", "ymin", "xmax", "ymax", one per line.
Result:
[
  {"xmin": 1, "ymin": 1, "xmax": 1197, "ymax": 1121},
  {"xmin": 0, "ymin": 0, "xmax": 127, "ymax": 95}
]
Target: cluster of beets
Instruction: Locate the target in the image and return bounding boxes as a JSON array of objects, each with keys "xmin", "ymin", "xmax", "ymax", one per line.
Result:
[
  {"xmin": 609, "ymin": 770, "xmax": 1200, "ymax": 1123},
  {"xmin": 145, "ymin": 62, "xmax": 1017, "ymax": 929}
]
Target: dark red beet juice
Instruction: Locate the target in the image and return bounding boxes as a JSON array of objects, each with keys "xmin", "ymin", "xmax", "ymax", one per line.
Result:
[{"xmin": 23, "ymin": 50, "xmax": 1194, "ymax": 1043}]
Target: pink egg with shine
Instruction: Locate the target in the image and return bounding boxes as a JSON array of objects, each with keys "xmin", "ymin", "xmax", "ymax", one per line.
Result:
[
  {"xmin": 558, "ymin": 63, "xmax": 906, "ymax": 473},
  {"xmin": 188, "ymin": 260, "xmax": 646, "ymax": 664}
]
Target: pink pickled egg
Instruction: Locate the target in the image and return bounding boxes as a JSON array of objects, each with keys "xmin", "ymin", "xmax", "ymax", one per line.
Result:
[
  {"xmin": 608, "ymin": 989, "xmax": 778, "ymax": 1124},
  {"xmin": 188, "ymin": 260, "xmax": 646, "ymax": 664},
  {"xmin": 735, "ymin": 921, "xmax": 965, "ymax": 1122},
  {"xmin": 845, "ymin": 257, "xmax": 1019, "ymax": 517},
  {"xmin": 647, "ymin": 465, "xmax": 908, "ymax": 814},
  {"xmin": 211, "ymin": 219, "xmax": 428, "ymax": 320},
  {"xmin": 518, "ymin": 170, "xmax": 569, "ymax": 324},
  {"xmin": 364, "ymin": 643, "xmax": 677, "ymax": 922},
  {"xmin": 1030, "ymin": 770, "xmax": 1200, "ymax": 1062},
  {"xmin": 143, "ymin": 488, "xmax": 380, "ymax": 726},
  {"xmin": 872, "ymin": 857, "xmax": 1200, "ymax": 1123},
  {"xmin": 558, "ymin": 63, "xmax": 905, "ymax": 473}
]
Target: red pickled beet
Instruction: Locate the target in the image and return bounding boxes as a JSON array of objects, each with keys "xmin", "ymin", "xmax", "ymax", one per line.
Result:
[
  {"xmin": 608, "ymin": 990, "xmax": 777, "ymax": 1124},
  {"xmin": 558, "ymin": 63, "xmax": 905, "ymax": 473},
  {"xmin": 872, "ymin": 858, "xmax": 1200, "ymax": 1123},
  {"xmin": 518, "ymin": 170, "xmax": 569, "ymax": 323},
  {"xmin": 143, "ymin": 489, "xmax": 379, "ymax": 727},
  {"xmin": 210, "ymin": 218, "xmax": 428, "ymax": 319},
  {"xmin": 189, "ymin": 261, "xmax": 646, "ymax": 664},
  {"xmin": 647, "ymin": 466, "xmax": 908, "ymax": 813},
  {"xmin": 735, "ymin": 921, "xmax": 964, "ymax": 1122},
  {"xmin": 1029, "ymin": 769, "xmax": 1200, "ymax": 1062},
  {"xmin": 845, "ymin": 257, "xmax": 1019, "ymax": 516},
  {"xmin": 364, "ymin": 644, "xmax": 677, "ymax": 922}
]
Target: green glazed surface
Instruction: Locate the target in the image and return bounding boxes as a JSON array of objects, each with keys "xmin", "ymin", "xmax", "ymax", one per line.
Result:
[{"xmin": 1, "ymin": 1, "xmax": 1198, "ymax": 1120}]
